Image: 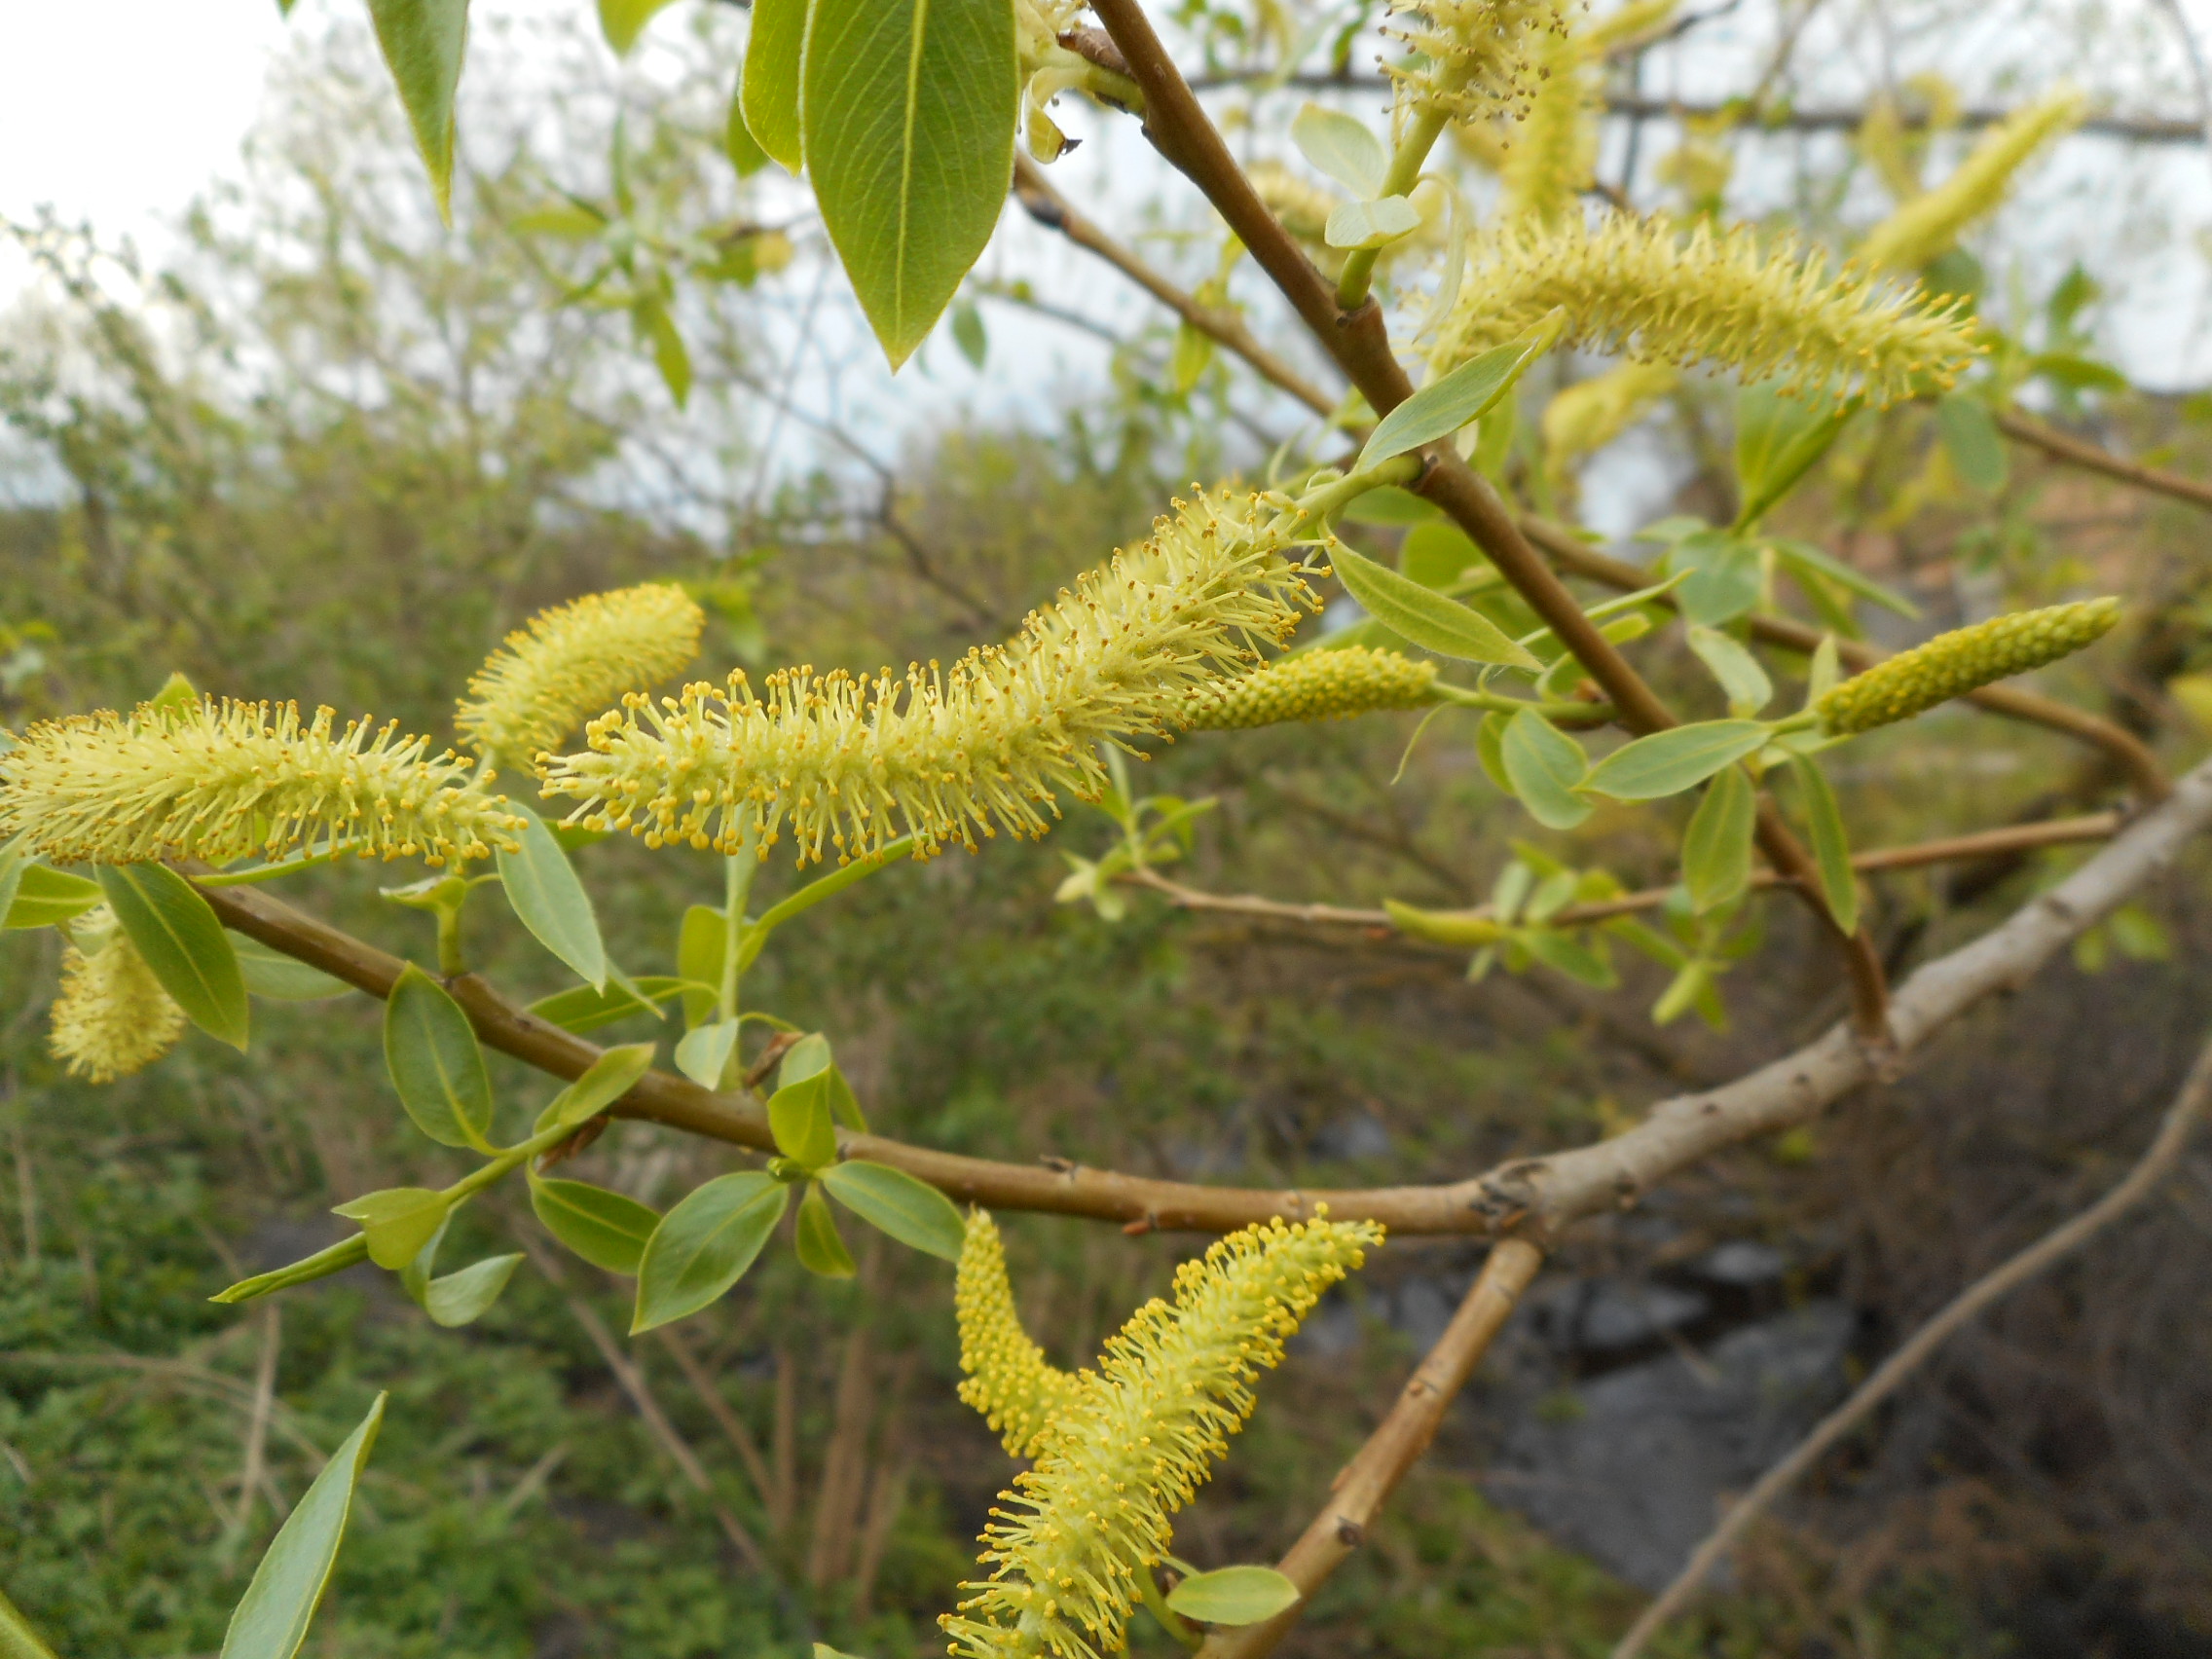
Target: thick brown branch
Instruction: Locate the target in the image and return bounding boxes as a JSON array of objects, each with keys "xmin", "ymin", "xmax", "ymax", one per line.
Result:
[
  {"xmin": 1997, "ymin": 406, "xmax": 2212, "ymax": 516},
  {"xmin": 1518, "ymin": 514, "xmax": 2172, "ymax": 802},
  {"xmin": 1194, "ymin": 1238, "xmax": 1546, "ymax": 1659},
  {"xmin": 188, "ymin": 758, "xmax": 2211, "ymax": 1243},
  {"xmin": 1611, "ymin": 1027, "xmax": 2212, "ymax": 1658}
]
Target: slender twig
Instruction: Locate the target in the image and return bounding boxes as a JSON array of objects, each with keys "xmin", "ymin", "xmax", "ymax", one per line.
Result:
[
  {"xmin": 186, "ymin": 756, "xmax": 2212, "ymax": 1243},
  {"xmin": 223, "ymin": 1304, "xmax": 281, "ymax": 1551},
  {"xmin": 1194, "ymin": 1239, "xmax": 1546, "ymax": 1659},
  {"xmin": 1123, "ymin": 811, "xmax": 2123, "ymax": 932},
  {"xmin": 1611, "ymin": 1028, "xmax": 2212, "ymax": 1659},
  {"xmin": 654, "ymin": 1324, "xmax": 781, "ymax": 1524},
  {"xmin": 1086, "ymin": 0, "xmax": 1893, "ymax": 1035},
  {"xmin": 1997, "ymin": 406, "xmax": 2212, "ymax": 516}
]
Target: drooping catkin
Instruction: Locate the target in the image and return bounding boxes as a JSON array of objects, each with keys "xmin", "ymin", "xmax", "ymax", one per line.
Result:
[
  {"xmin": 941, "ymin": 1215, "xmax": 1382, "ymax": 1659},
  {"xmin": 1432, "ymin": 212, "xmax": 1979, "ymax": 407},
  {"xmin": 1857, "ymin": 87, "xmax": 2086, "ymax": 274},
  {"xmin": 1816, "ymin": 598, "xmax": 2120, "ymax": 734},
  {"xmin": 1498, "ymin": 23, "xmax": 1600, "ymax": 227},
  {"xmin": 48, "ymin": 907, "xmax": 186, "ymax": 1084},
  {"xmin": 956, "ymin": 1210, "xmax": 1083, "ymax": 1458},
  {"xmin": 1541, "ymin": 362, "xmax": 1680, "ymax": 484},
  {"xmin": 1384, "ymin": 0, "xmax": 1573, "ymax": 124},
  {"xmin": 1178, "ymin": 646, "xmax": 1440, "ymax": 729},
  {"xmin": 0, "ymin": 698, "xmax": 525, "ymax": 868},
  {"xmin": 539, "ymin": 490, "xmax": 1323, "ymax": 866},
  {"xmin": 456, "ymin": 582, "xmax": 706, "ymax": 770}
]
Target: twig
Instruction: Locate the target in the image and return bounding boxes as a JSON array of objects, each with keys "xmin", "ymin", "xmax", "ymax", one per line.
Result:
[
  {"xmin": 1610, "ymin": 1027, "xmax": 2212, "ymax": 1658},
  {"xmin": 1997, "ymin": 406, "xmax": 2212, "ymax": 517},
  {"xmin": 1194, "ymin": 1238, "xmax": 1546, "ymax": 1659},
  {"xmin": 1124, "ymin": 812, "xmax": 2122, "ymax": 931},
  {"xmin": 654, "ymin": 1324, "xmax": 781, "ymax": 1522},
  {"xmin": 188, "ymin": 758, "xmax": 2212, "ymax": 1237},
  {"xmin": 224, "ymin": 1304, "xmax": 281, "ymax": 1551}
]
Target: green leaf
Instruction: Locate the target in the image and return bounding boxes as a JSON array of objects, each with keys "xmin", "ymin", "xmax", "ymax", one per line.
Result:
[
  {"xmin": 1767, "ymin": 538, "xmax": 1920, "ymax": 620},
  {"xmin": 793, "ymin": 1182, "xmax": 857, "ymax": 1277},
  {"xmin": 531, "ymin": 975, "xmax": 687, "ymax": 1034},
  {"xmin": 228, "ymin": 933, "xmax": 352, "ymax": 1002},
  {"xmin": 1331, "ymin": 545, "xmax": 1539, "ymax": 669},
  {"xmin": 384, "ymin": 965, "xmax": 494, "ymax": 1150},
  {"xmin": 1289, "ymin": 102, "xmax": 1386, "ymax": 195},
  {"xmin": 2028, "ymin": 350, "xmax": 2127, "ymax": 393},
  {"xmin": 767, "ymin": 1071, "xmax": 838, "ymax": 1169},
  {"xmin": 635, "ymin": 296, "xmax": 692, "ymax": 409},
  {"xmin": 1500, "ymin": 710, "xmax": 1592, "ymax": 830},
  {"xmin": 1652, "ymin": 959, "xmax": 1713, "ymax": 1026},
  {"xmin": 1400, "ymin": 523, "xmax": 1482, "ymax": 590},
  {"xmin": 1171, "ymin": 319, "xmax": 1215, "ymax": 393},
  {"xmin": 1165, "ymin": 1566, "xmax": 1302, "ymax": 1626},
  {"xmin": 1669, "ymin": 530, "xmax": 1761, "ymax": 626},
  {"xmin": 598, "ymin": 0, "xmax": 677, "ymax": 55},
  {"xmin": 0, "ymin": 845, "xmax": 24, "ymax": 942},
  {"xmin": 724, "ymin": 72, "xmax": 771, "ymax": 175},
  {"xmin": 802, "ymin": 0, "xmax": 1017, "ymax": 367},
  {"xmin": 1338, "ymin": 486, "xmax": 1439, "ymax": 526},
  {"xmin": 951, "ymin": 298, "xmax": 988, "ymax": 367},
  {"xmin": 365, "ymin": 0, "xmax": 469, "ymax": 223},
  {"xmin": 1936, "ymin": 393, "xmax": 2008, "ymax": 493},
  {"xmin": 1382, "ymin": 898, "xmax": 1501, "ymax": 948},
  {"xmin": 779, "ymin": 1032, "xmax": 832, "ymax": 1086},
  {"xmin": 543, "ymin": 1042, "xmax": 657, "ymax": 1131},
  {"xmin": 675, "ymin": 1017, "xmax": 740, "ymax": 1089},
  {"xmin": 530, "ymin": 1172, "xmax": 661, "ymax": 1274},
  {"xmin": 1358, "ymin": 315, "xmax": 1564, "ymax": 472},
  {"xmin": 332, "ymin": 1188, "xmax": 452, "ymax": 1271},
  {"xmin": 1323, "ymin": 196, "xmax": 1421, "ymax": 251},
  {"xmin": 512, "ymin": 203, "xmax": 608, "ymax": 238},
  {"xmin": 97, "ymin": 865, "xmax": 249, "ymax": 1051},
  {"xmin": 4, "ymin": 864, "xmax": 103, "ymax": 930},
  {"xmin": 1525, "ymin": 928, "xmax": 1618, "ymax": 988},
  {"xmin": 813, "ymin": 1646, "xmax": 870, "ymax": 1659},
  {"xmin": 1733, "ymin": 381, "xmax": 1851, "ymax": 530},
  {"xmin": 1684, "ymin": 626, "xmax": 1774, "ymax": 717},
  {"xmin": 211, "ymin": 1235, "xmax": 371, "ymax": 1305},
  {"xmin": 218, "ymin": 1393, "xmax": 386, "ymax": 1659},
  {"xmin": 0, "ymin": 1586, "xmax": 59, "ymax": 1659},
  {"xmin": 678, "ymin": 904, "xmax": 726, "ymax": 1028},
  {"xmin": 1788, "ymin": 755, "xmax": 1860, "ymax": 935},
  {"xmin": 423, "ymin": 1253, "xmax": 523, "ymax": 1327},
  {"xmin": 1681, "ymin": 764, "xmax": 1756, "ymax": 913},
  {"xmin": 742, "ymin": 0, "xmax": 808, "ymax": 170},
  {"xmin": 632, "ymin": 1172, "xmax": 789, "ymax": 1332},
  {"xmin": 1475, "ymin": 711, "xmax": 1512, "ymax": 793},
  {"xmin": 498, "ymin": 800, "xmax": 607, "ymax": 990},
  {"xmin": 1582, "ymin": 720, "xmax": 1769, "ymax": 801},
  {"xmin": 820, "ymin": 1160, "xmax": 966, "ymax": 1260}
]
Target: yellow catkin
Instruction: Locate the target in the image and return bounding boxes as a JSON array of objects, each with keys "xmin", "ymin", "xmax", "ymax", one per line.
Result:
[
  {"xmin": 539, "ymin": 490, "xmax": 1323, "ymax": 866},
  {"xmin": 48, "ymin": 907, "xmax": 186, "ymax": 1084},
  {"xmin": 956, "ymin": 1211, "xmax": 1085, "ymax": 1458},
  {"xmin": 1498, "ymin": 24, "xmax": 1600, "ymax": 227},
  {"xmin": 1385, "ymin": 0, "xmax": 1572, "ymax": 125},
  {"xmin": 941, "ymin": 1215, "xmax": 1382, "ymax": 1659},
  {"xmin": 0, "ymin": 698, "xmax": 524, "ymax": 868},
  {"xmin": 1179, "ymin": 646, "xmax": 1440, "ymax": 730},
  {"xmin": 1432, "ymin": 211, "xmax": 1980, "ymax": 407},
  {"xmin": 455, "ymin": 582, "xmax": 706, "ymax": 770},
  {"xmin": 1541, "ymin": 362, "xmax": 1680, "ymax": 485},
  {"xmin": 1857, "ymin": 87, "xmax": 2086, "ymax": 274},
  {"xmin": 1816, "ymin": 599, "xmax": 2120, "ymax": 734}
]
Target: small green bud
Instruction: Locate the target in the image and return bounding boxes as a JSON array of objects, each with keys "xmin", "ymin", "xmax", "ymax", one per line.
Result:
[{"xmin": 1816, "ymin": 598, "xmax": 2120, "ymax": 735}]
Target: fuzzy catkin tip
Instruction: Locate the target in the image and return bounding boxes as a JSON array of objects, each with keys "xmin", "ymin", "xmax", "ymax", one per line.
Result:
[
  {"xmin": 1858, "ymin": 87, "xmax": 2086, "ymax": 274},
  {"xmin": 940, "ymin": 1213, "xmax": 1382, "ymax": 1659},
  {"xmin": 1384, "ymin": 0, "xmax": 1574, "ymax": 124},
  {"xmin": 1433, "ymin": 212, "xmax": 1980, "ymax": 408},
  {"xmin": 538, "ymin": 489, "xmax": 1323, "ymax": 867},
  {"xmin": 0, "ymin": 698, "xmax": 524, "ymax": 868},
  {"xmin": 49, "ymin": 907, "xmax": 186, "ymax": 1084},
  {"xmin": 1817, "ymin": 598, "xmax": 2120, "ymax": 734},
  {"xmin": 1179, "ymin": 646, "xmax": 1440, "ymax": 730},
  {"xmin": 956, "ymin": 1211, "xmax": 1083, "ymax": 1458},
  {"xmin": 456, "ymin": 582, "xmax": 706, "ymax": 770}
]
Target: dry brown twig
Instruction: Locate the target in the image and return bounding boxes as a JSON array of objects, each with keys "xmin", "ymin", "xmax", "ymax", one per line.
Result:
[{"xmin": 1610, "ymin": 1024, "xmax": 2212, "ymax": 1658}]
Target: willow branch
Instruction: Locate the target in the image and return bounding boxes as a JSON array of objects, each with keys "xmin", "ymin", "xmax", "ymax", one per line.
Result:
[
  {"xmin": 1193, "ymin": 1238, "xmax": 1546, "ymax": 1659},
  {"xmin": 1997, "ymin": 406, "xmax": 2212, "ymax": 516},
  {"xmin": 1086, "ymin": 0, "xmax": 1892, "ymax": 1036},
  {"xmin": 1611, "ymin": 1027, "xmax": 2212, "ymax": 1659},
  {"xmin": 1517, "ymin": 514, "xmax": 2172, "ymax": 801},
  {"xmin": 1011, "ymin": 152, "xmax": 1338, "ymax": 416},
  {"xmin": 187, "ymin": 756, "xmax": 2212, "ymax": 1241},
  {"xmin": 1124, "ymin": 811, "xmax": 2123, "ymax": 932}
]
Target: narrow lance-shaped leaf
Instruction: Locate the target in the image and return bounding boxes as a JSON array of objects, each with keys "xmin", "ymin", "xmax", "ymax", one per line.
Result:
[
  {"xmin": 498, "ymin": 799, "xmax": 607, "ymax": 989},
  {"xmin": 632, "ymin": 1172, "xmax": 789, "ymax": 1332},
  {"xmin": 530, "ymin": 1172, "xmax": 661, "ymax": 1275},
  {"xmin": 541, "ymin": 1042, "xmax": 657, "ymax": 1131},
  {"xmin": 423, "ymin": 1254, "xmax": 524, "ymax": 1327},
  {"xmin": 1358, "ymin": 312, "xmax": 1565, "ymax": 471},
  {"xmin": 1330, "ymin": 545, "xmax": 1539, "ymax": 669},
  {"xmin": 1581, "ymin": 720, "xmax": 1770, "ymax": 802},
  {"xmin": 366, "ymin": 0, "xmax": 469, "ymax": 223},
  {"xmin": 218, "ymin": 1394, "xmax": 387, "ymax": 1659},
  {"xmin": 819, "ymin": 1160, "xmax": 966, "ymax": 1260},
  {"xmin": 802, "ymin": 0, "xmax": 1018, "ymax": 366},
  {"xmin": 1, "ymin": 1585, "xmax": 59, "ymax": 1659},
  {"xmin": 741, "ymin": 0, "xmax": 808, "ymax": 171},
  {"xmin": 1166, "ymin": 1566, "xmax": 1303, "ymax": 1626},
  {"xmin": 1789, "ymin": 754, "xmax": 1861, "ymax": 935},
  {"xmin": 1499, "ymin": 710, "xmax": 1592, "ymax": 830},
  {"xmin": 384, "ymin": 964, "xmax": 494, "ymax": 1149},
  {"xmin": 4, "ymin": 864, "xmax": 104, "ymax": 930},
  {"xmin": 793, "ymin": 1182, "xmax": 858, "ymax": 1277},
  {"xmin": 230, "ymin": 933, "xmax": 352, "ymax": 1002},
  {"xmin": 1681, "ymin": 764, "xmax": 1756, "ymax": 913},
  {"xmin": 97, "ymin": 864, "xmax": 249, "ymax": 1051}
]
